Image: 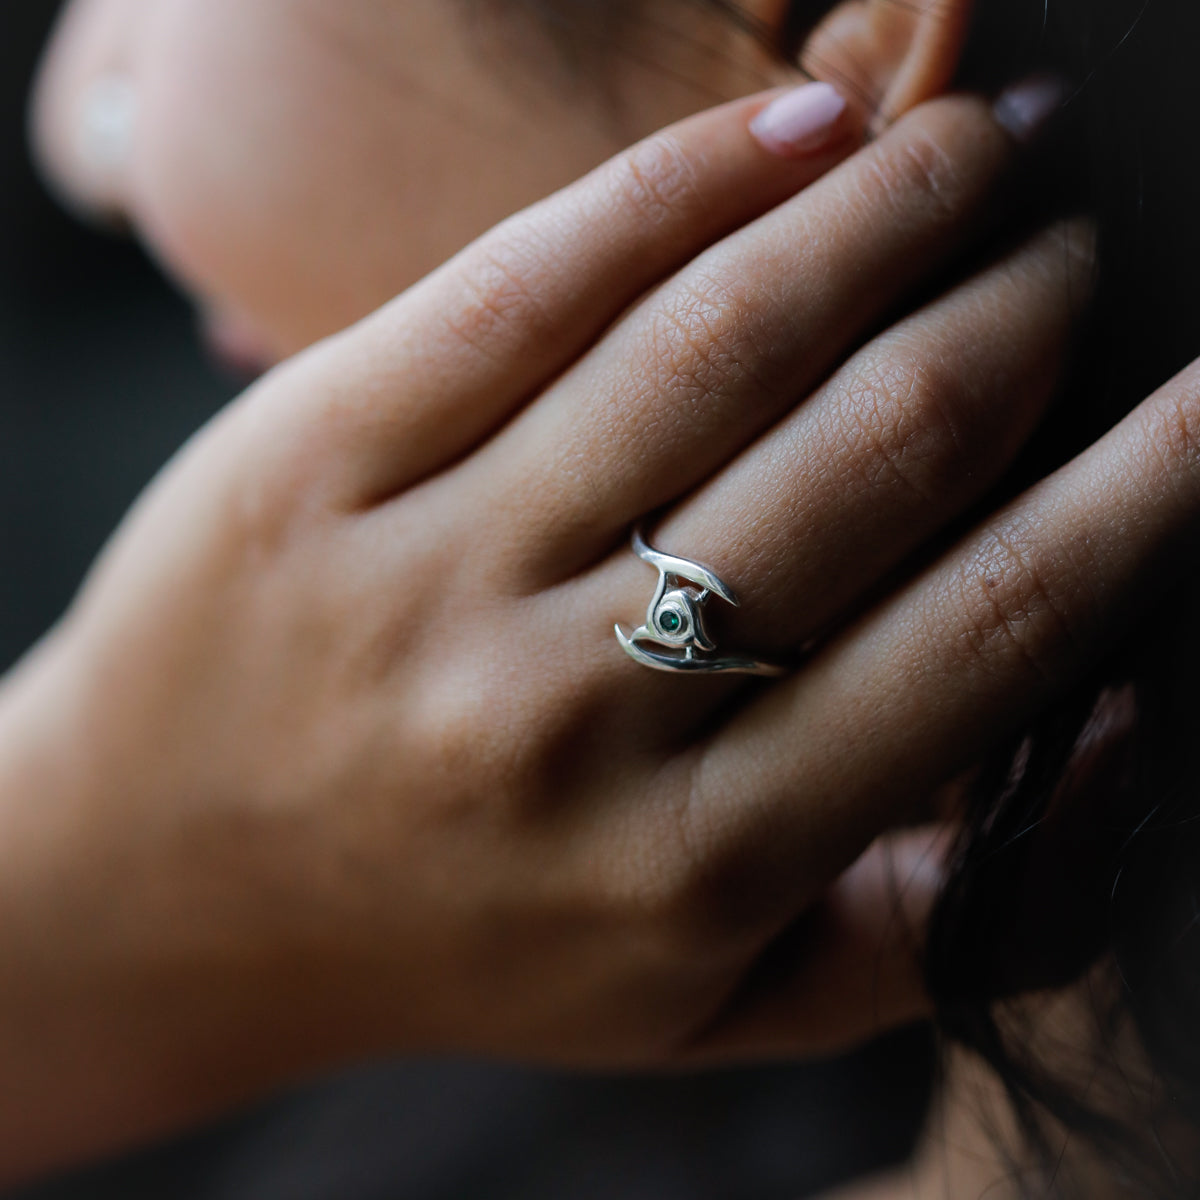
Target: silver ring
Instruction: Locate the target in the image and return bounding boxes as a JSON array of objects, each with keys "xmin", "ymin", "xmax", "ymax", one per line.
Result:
[{"xmin": 614, "ymin": 528, "xmax": 786, "ymax": 676}]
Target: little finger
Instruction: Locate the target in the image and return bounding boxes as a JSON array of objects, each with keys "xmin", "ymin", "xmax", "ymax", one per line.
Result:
[{"xmin": 692, "ymin": 355, "xmax": 1200, "ymax": 914}]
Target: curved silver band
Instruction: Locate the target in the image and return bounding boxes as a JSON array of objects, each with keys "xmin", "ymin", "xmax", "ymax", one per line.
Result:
[{"xmin": 614, "ymin": 528, "xmax": 786, "ymax": 677}]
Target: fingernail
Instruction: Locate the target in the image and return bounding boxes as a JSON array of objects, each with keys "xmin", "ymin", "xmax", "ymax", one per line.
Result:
[
  {"xmin": 750, "ymin": 82, "xmax": 848, "ymax": 158},
  {"xmin": 77, "ymin": 74, "xmax": 138, "ymax": 174},
  {"xmin": 993, "ymin": 75, "xmax": 1070, "ymax": 144}
]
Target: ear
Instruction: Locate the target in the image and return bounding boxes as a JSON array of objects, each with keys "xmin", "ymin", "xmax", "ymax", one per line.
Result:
[{"xmin": 751, "ymin": 0, "xmax": 974, "ymax": 128}]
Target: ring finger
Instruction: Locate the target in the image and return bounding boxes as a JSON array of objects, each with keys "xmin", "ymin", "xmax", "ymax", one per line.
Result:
[{"xmin": 621, "ymin": 217, "xmax": 1094, "ymax": 665}]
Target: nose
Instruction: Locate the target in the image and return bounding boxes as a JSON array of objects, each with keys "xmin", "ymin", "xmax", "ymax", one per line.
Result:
[{"xmin": 29, "ymin": 0, "xmax": 146, "ymax": 223}]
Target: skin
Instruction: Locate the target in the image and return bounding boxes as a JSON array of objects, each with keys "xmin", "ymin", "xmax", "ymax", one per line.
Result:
[
  {"xmin": 9, "ymin": 0, "xmax": 1200, "ymax": 1193},
  {"xmin": 31, "ymin": 0, "xmax": 791, "ymax": 360}
]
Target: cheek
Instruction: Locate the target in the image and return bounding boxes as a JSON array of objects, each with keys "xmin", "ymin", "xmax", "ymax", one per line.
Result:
[
  {"xmin": 128, "ymin": 1, "xmax": 423, "ymax": 356},
  {"xmin": 48, "ymin": 0, "xmax": 634, "ymax": 358},
  {"xmin": 132, "ymin": 0, "xmax": 574, "ymax": 361}
]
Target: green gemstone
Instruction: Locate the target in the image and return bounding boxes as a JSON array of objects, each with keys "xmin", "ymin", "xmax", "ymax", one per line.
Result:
[{"xmin": 660, "ymin": 611, "xmax": 682, "ymax": 633}]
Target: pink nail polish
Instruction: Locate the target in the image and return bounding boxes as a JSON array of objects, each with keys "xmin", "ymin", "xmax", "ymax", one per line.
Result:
[
  {"xmin": 749, "ymin": 82, "xmax": 848, "ymax": 158},
  {"xmin": 993, "ymin": 75, "xmax": 1070, "ymax": 143}
]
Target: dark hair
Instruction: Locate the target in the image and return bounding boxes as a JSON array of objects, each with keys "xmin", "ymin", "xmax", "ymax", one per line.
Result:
[
  {"xmin": 931, "ymin": 2, "xmax": 1200, "ymax": 1192},
  {"xmin": 494, "ymin": 0, "xmax": 1200, "ymax": 1193}
]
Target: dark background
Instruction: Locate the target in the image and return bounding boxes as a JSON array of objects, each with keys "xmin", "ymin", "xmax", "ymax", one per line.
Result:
[{"xmin": 1, "ymin": 4, "xmax": 930, "ymax": 1196}]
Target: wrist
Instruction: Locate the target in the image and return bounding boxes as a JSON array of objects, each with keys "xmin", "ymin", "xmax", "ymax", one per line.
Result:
[{"xmin": 0, "ymin": 628, "xmax": 315, "ymax": 1185}]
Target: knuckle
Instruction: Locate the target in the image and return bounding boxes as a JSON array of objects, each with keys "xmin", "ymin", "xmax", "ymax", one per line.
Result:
[
  {"xmin": 617, "ymin": 766, "xmax": 773, "ymax": 959},
  {"xmin": 626, "ymin": 860, "xmax": 746, "ymax": 963},
  {"xmin": 609, "ymin": 130, "xmax": 708, "ymax": 232},
  {"xmin": 858, "ymin": 124, "xmax": 968, "ymax": 226},
  {"xmin": 1027, "ymin": 218, "xmax": 1097, "ymax": 303},
  {"xmin": 406, "ymin": 660, "xmax": 530, "ymax": 816},
  {"xmin": 442, "ymin": 230, "xmax": 558, "ymax": 362},
  {"xmin": 646, "ymin": 272, "xmax": 780, "ymax": 420},
  {"xmin": 1146, "ymin": 375, "xmax": 1200, "ymax": 481},
  {"xmin": 952, "ymin": 519, "xmax": 1088, "ymax": 685},
  {"xmin": 407, "ymin": 622, "xmax": 610, "ymax": 824},
  {"xmin": 839, "ymin": 344, "xmax": 974, "ymax": 504}
]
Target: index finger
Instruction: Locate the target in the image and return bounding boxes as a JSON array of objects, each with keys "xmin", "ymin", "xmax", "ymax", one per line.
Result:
[{"xmin": 265, "ymin": 84, "xmax": 859, "ymax": 504}]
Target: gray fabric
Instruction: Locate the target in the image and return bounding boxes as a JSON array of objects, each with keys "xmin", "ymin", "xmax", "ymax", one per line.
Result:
[{"xmin": 8, "ymin": 1046, "xmax": 932, "ymax": 1200}]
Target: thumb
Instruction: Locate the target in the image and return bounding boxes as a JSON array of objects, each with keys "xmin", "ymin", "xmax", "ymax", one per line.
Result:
[{"xmin": 681, "ymin": 826, "xmax": 953, "ymax": 1063}]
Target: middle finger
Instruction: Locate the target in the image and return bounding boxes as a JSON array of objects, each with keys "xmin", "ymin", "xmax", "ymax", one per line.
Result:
[{"xmin": 486, "ymin": 94, "xmax": 1020, "ymax": 580}]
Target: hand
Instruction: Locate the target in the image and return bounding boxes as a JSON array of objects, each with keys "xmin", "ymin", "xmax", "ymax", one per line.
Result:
[{"xmin": 0, "ymin": 87, "xmax": 1150, "ymax": 1178}]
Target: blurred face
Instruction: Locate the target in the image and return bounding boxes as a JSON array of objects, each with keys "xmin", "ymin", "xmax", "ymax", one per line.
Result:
[{"xmin": 33, "ymin": 0, "xmax": 782, "ymax": 365}]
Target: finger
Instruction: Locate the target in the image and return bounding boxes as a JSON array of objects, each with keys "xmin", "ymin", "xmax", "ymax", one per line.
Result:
[
  {"xmin": 678, "ymin": 827, "xmax": 948, "ymax": 1064},
  {"xmin": 490, "ymin": 93, "xmax": 1020, "ymax": 578},
  {"xmin": 564, "ymin": 219, "xmax": 1088, "ymax": 702},
  {"xmin": 262, "ymin": 85, "xmax": 859, "ymax": 506},
  {"xmin": 694, "ymin": 355, "xmax": 1200, "ymax": 910},
  {"xmin": 643, "ymin": 218, "xmax": 1095, "ymax": 658}
]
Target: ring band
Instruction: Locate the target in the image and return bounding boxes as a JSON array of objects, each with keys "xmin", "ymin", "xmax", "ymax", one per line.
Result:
[{"xmin": 614, "ymin": 528, "xmax": 786, "ymax": 676}]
